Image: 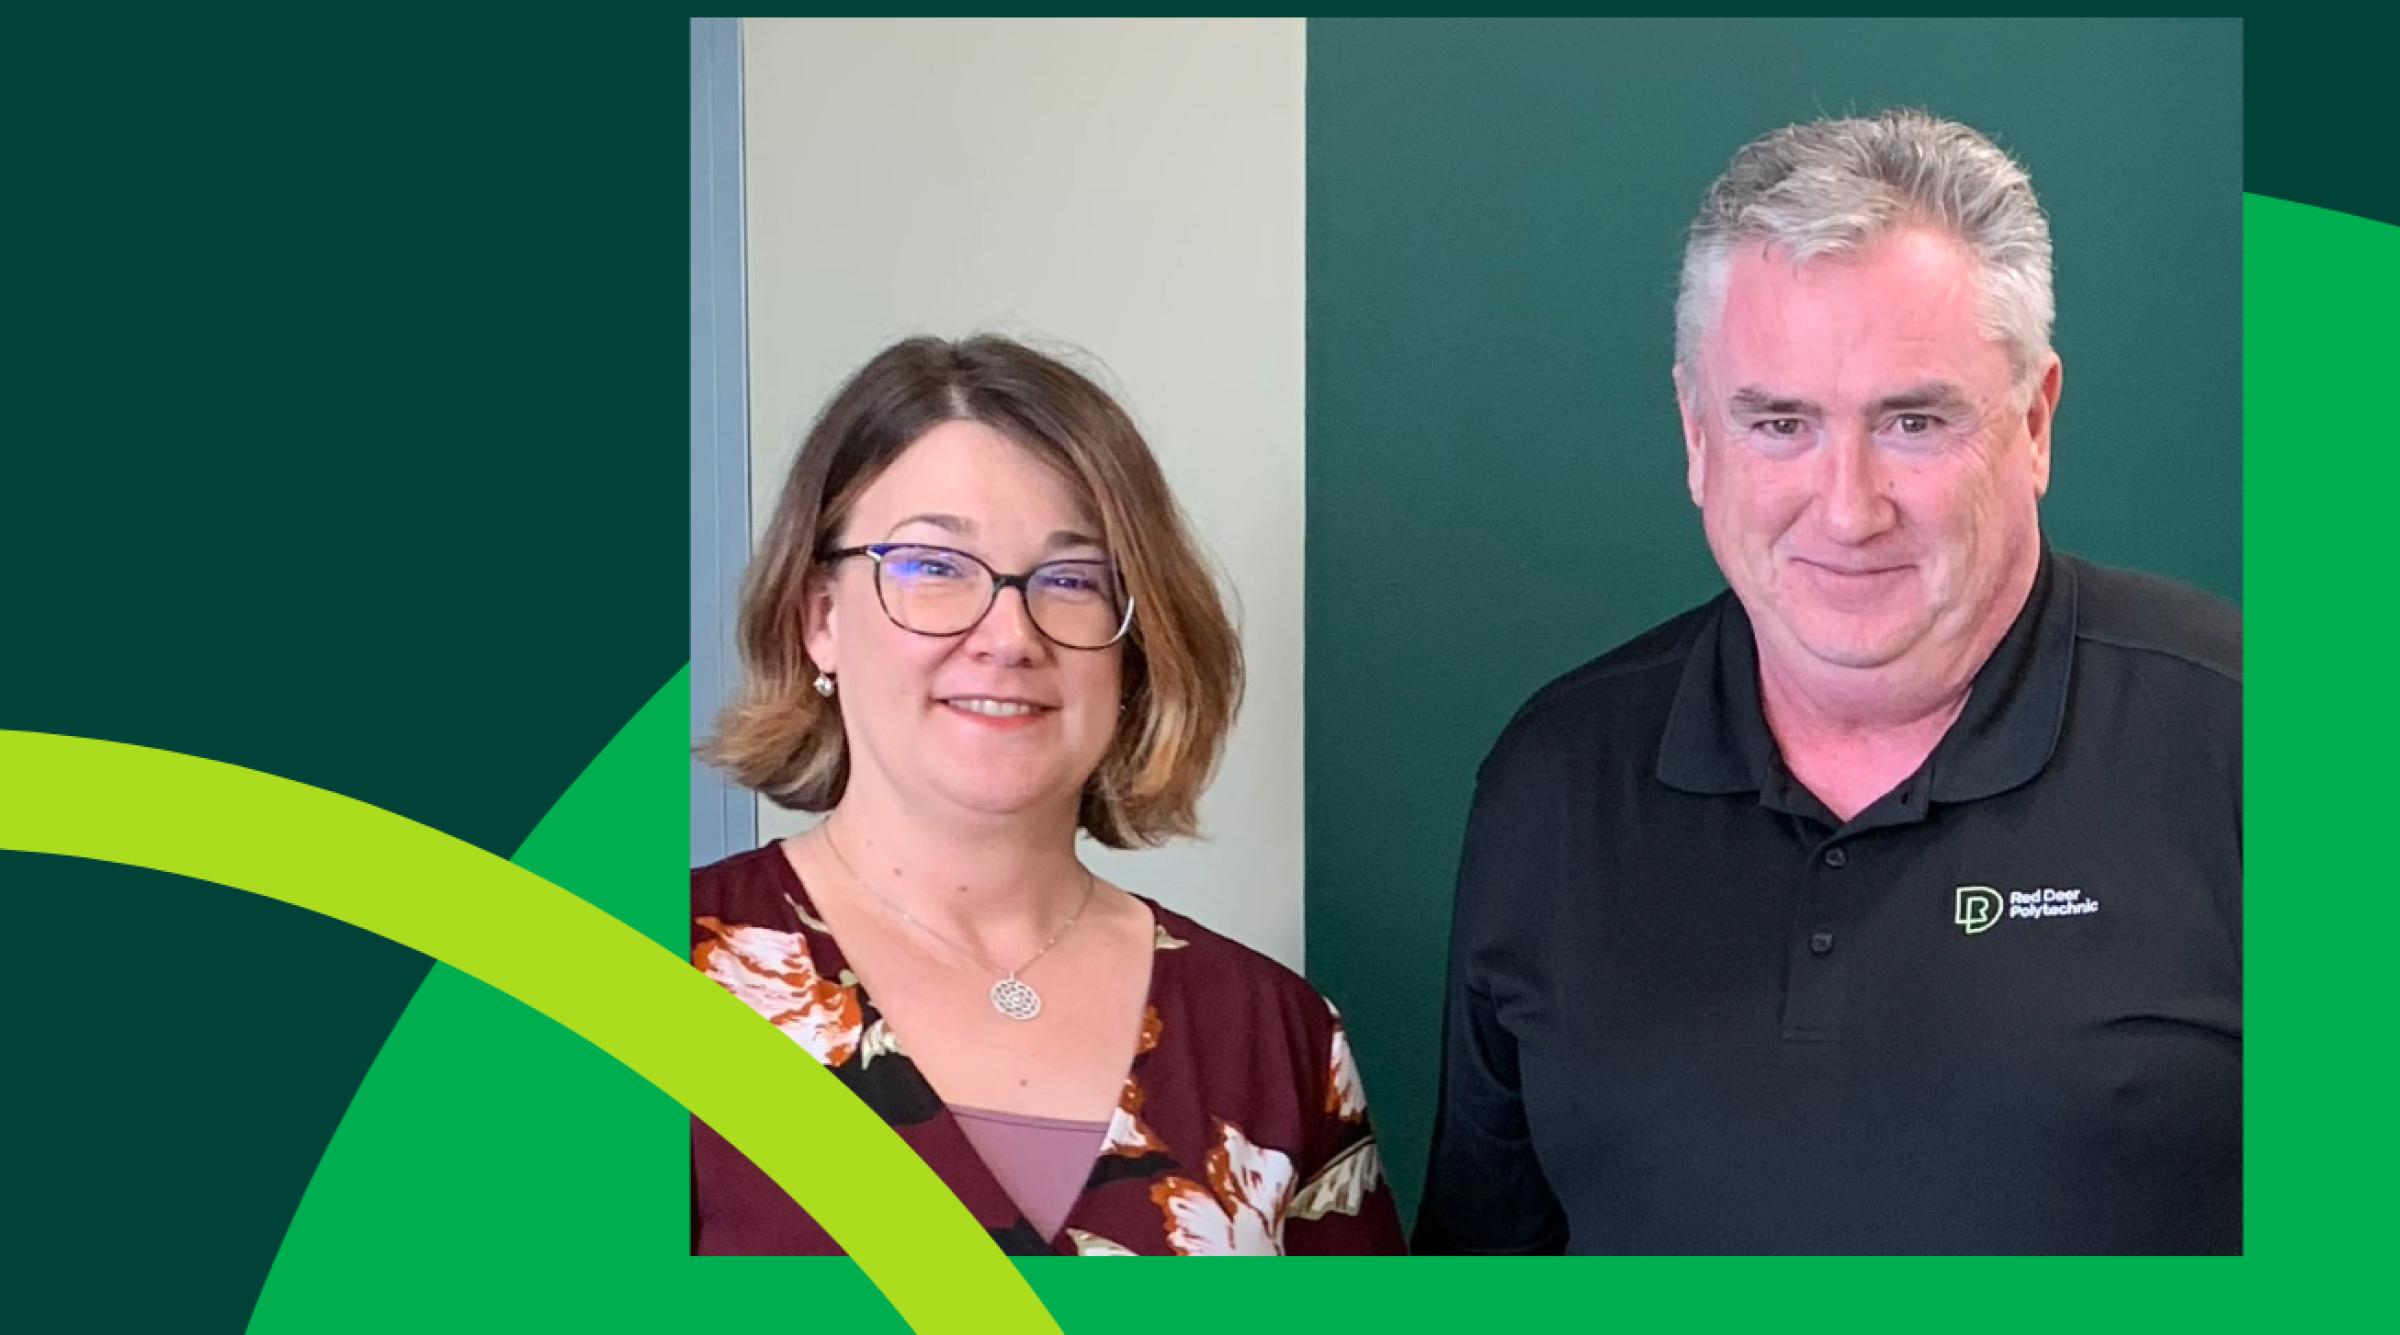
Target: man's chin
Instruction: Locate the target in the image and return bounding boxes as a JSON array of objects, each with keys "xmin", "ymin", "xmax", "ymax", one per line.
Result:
[{"xmin": 1779, "ymin": 616, "xmax": 1921, "ymax": 673}]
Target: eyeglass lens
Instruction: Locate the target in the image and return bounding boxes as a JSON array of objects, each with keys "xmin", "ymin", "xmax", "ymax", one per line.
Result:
[{"xmin": 875, "ymin": 544, "xmax": 1127, "ymax": 647}]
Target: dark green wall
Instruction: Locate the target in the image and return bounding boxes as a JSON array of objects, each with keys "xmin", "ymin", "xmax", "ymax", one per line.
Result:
[{"xmin": 1304, "ymin": 18, "xmax": 2242, "ymax": 1222}]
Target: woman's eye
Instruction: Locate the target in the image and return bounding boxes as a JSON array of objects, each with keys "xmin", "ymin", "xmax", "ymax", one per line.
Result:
[
  {"xmin": 1036, "ymin": 566, "xmax": 1112, "ymax": 598},
  {"xmin": 891, "ymin": 555, "xmax": 961, "ymax": 579}
]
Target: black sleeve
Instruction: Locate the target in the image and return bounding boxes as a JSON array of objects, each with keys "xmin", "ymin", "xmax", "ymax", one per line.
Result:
[{"xmin": 1411, "ymin": 745, "xmax": 1568, "ymax": 1255}]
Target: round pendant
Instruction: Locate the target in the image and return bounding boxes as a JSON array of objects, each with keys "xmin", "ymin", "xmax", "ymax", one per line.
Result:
[{"xmin": 989, "ymin": 975, "xmax": 1043, "ymax": 1021}]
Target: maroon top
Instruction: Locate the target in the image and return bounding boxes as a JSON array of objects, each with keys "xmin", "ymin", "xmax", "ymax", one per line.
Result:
[{"xmin": 691, "ymin": 844, "xmax": 1407, "ymax": 1256}]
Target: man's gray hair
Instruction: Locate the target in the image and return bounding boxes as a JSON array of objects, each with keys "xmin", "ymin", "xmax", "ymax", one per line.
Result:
[{"xmin": 1675, "ymin": 109, "xmax": 2054, "ymax": 385}]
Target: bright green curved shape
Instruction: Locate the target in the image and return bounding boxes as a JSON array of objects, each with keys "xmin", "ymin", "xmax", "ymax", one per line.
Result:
[
  {"xmin": 0, "ymin": 693, "xmax": 1060, "ymax": 1335},
  {"xmin": 248, "ymin": 669, "xmax": 930, "ymax": 1332}
]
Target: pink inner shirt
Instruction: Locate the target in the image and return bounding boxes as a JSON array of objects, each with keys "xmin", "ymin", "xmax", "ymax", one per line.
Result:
[{"xmin": 947, "ymin": 1104, "xmax": 1110, "ymax": 1241}]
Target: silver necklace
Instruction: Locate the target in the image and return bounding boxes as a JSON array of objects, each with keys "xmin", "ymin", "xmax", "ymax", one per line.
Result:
[{"xmin": 819, "ymin": 823, "xmax": 1097, "ymax": 1022}]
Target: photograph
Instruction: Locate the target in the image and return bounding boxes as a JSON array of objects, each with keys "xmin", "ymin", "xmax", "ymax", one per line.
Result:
[{"xmin": 690, "ymin": 15, "xmax": 2240, "ymax": 1262}]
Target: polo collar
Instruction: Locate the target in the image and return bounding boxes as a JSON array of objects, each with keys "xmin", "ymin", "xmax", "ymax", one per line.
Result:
[{"xmin": 1656, "ymin": 545, "xmax": 2078, "ymax": 807}]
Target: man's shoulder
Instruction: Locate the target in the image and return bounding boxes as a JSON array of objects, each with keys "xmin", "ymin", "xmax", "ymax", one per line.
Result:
[
  {"xmin": 2064, "ymin": 553, "xmax": 2241, "ymax": 687},
  {"xmin": 1481, "ymin": 595, "xmax": 1725, "ymax": 776}
]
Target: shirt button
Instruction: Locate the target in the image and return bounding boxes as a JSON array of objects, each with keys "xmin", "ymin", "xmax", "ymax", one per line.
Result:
[
  {"xmin": 1823, "ymin": 847, "xmax": 1848, "ymax": 868},
  {"xmin": 1809, "ymin": 931, "xmax": 1836, "ymax": 956}
]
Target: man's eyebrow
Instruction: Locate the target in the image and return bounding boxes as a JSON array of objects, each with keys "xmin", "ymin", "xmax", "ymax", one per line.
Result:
[
  {"xmin": 884, "ymin": 512, "xmax": 973, "ymax": 538},
  {"xmin": 1042, "ymin": 528, "xmax": 1105, "ymax": 556},
  {"xmin": 1723, "ymin": 384, "xmax": 1977, "ymax": 417},
  {"xmin": 1727, "ymin": 388, "xmax": 1821, "ymax": 417},
  {"xmin": 1868, "ymin": 382, "xmax": 1974, "ymax": 415}
]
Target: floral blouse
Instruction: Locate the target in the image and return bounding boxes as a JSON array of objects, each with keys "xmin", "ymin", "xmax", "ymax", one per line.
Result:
[{"xmin": 691, "ymin": 845, "xmax": 1406, "ymax": 1256}]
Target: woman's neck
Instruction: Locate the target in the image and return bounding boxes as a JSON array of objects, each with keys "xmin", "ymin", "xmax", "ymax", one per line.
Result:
[{"xmin": 813, "ymin": 781, "xmax": 1092, "ymax": 959}]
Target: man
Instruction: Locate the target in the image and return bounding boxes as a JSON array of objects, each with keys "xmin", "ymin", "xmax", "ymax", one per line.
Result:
[{"xmin": 1414, "ymin": 110, "xmax": 2240, "ymax": 1254}]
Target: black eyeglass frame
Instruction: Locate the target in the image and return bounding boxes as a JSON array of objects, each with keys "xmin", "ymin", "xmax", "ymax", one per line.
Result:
[{"xmin": 819, "ymin": 542, "xmax": 1137, "ymax": 650}]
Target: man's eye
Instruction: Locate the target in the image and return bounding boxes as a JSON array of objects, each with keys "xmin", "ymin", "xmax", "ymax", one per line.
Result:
[
  {"xmin": 1894, "ymin": 413, "xmax": 1936, "ymax": 435},
  {"xmin": 1755, "ymin": 418, "xmax": 1805, "ymax": 437}
]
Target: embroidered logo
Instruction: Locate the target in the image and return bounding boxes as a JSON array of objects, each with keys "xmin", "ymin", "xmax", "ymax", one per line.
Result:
[
  {"xmin": 1955, "ymin": 883, "xmax": 2101, "ymax": 935},
  {"xmin": 1954, "ymin": 885, "xmax": 2004, "ymax": 935}
]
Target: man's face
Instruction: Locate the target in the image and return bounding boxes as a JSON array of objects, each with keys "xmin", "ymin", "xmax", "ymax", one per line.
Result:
[{"xmin": 1678, "ymin": 228, "xmax": 2061, "ymax": 692}]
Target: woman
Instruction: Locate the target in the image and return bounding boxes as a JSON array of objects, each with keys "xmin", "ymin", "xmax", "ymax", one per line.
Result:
[{"xmin": 694, "ymin": 334, "xmax": 1404, "ymax": 1256}]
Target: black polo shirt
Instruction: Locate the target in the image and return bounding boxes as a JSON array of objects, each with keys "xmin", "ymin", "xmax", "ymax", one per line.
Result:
[{"xmin": 1414, "ymin": 549, "xmax": 2241, "ymax": 1254}]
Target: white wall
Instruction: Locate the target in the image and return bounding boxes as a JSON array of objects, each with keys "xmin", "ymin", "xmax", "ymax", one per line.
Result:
[{"xmin": 741, "ymin": 18, "xmax": 1307, "ymax": 967}]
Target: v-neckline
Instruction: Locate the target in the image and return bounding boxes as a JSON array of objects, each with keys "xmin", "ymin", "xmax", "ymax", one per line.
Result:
[{"xmin": 766, "ymin": 840, "xmax": 1169, "ymax": 1252}]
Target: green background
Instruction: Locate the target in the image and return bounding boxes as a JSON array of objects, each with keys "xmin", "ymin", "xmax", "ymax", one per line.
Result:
[
  {"xmin": 0, "ymin": 12, "xmax": 2388, "ymax": 1334},
  {"xmin": 1, "ymin": 12, "xmax": 683, "ymax": 1329},
  {"xmin": 1306, "ymin": 16, "xmax": 2244, "ymax": 1222}
]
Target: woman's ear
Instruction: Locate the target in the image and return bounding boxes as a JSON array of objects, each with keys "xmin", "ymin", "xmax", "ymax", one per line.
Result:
[{"xmin": 801, "ymin": 569, "xmax": 839, "ymax": 677}]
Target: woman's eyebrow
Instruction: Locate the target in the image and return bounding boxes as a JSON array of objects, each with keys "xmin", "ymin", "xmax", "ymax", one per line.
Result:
[
  {"xmin": 884, "ymin": 512, "xmax": 974, "ymax": 538},
  {"xmin": 1042, "ymin": 528, "xmax": 1105, "ymax": 555}
]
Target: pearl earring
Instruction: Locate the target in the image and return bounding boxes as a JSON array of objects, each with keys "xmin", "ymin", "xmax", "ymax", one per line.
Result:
[{"xmin": 813, "ymin": 672, "xmax": 836, "ymax": 698}]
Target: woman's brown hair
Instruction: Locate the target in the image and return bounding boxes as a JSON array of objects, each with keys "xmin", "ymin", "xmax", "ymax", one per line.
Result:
[{"xmin": 701, "ymin": 335, "xmax": 1243, "ymax": 849}]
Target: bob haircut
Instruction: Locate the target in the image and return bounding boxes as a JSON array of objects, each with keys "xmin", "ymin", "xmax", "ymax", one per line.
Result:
[{"xmin": 703, "ymin": 334, "xmax": 1243, "ymax": 849}]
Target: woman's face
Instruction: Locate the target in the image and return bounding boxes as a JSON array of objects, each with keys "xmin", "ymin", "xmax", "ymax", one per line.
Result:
[{"xmin": 805, "ymin": 419, "xmax": 1126, "ymax": 831}]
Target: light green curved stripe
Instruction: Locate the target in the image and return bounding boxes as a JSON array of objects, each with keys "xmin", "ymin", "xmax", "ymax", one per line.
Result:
[{"xmin": 0, "ymin": 723, "xmax": 1061, "ymax": 1335}]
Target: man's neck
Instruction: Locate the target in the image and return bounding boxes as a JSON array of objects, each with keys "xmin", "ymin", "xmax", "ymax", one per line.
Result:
[
  {"xmin": 1757, "ymin": 665, "xmax": 1969, "ymax": 822},
  {"xmin": 1753, "ymin": 552, "xmax": 2041, "ymax": 823}
]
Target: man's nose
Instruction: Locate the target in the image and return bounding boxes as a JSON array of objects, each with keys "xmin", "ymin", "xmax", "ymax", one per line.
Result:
[{"xmin": 1819, "ymin": 430, "xmax": 1897, "ymax": 543}]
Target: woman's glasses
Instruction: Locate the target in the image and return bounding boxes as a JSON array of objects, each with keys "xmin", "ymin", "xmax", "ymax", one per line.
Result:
[{"xmin": 820, "ymin": 543, "xmax": 1135, "ymax": 650}]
